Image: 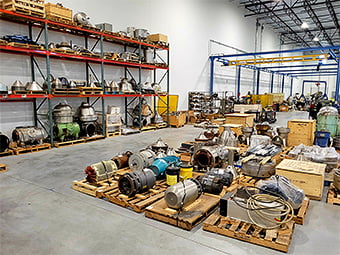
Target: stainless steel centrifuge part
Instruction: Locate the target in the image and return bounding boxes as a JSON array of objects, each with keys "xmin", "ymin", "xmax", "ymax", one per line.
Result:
[
  {"xmin": 219, "ymin": 125, "xmax": 238, "ymax": 147},
  {"xmin": 277, "ymin": 127, "xmax": 290, "ymax": 147},
  {"xmin": 53, "ymin": 102, "xmax": 73, "ymax": 124},
  {"xmin": 78, "ymin": 102, "xmax": 97, "ymax": 122},
  {"xmin": 73, "ymin": 12, "xmax": 92, "ymax": 26},
  {"xmin": 151, "ymin": 137, "xmax": 168, "ymax": 153},
  {"xmin": 241, "ymin": 126, "xmax": 253, "ymax": 145},
  {"xmin": 165, "ymin": 179, "xmax": 203, "ymax": 209},
  {"xmin": 26, "ymin": 81, "xmax": 43, "ymax": 91},
  {"xmin": 11, "ymin": 80, "xmax": 25, "ymax": 91},
  {"xmin": 153, "ymin": 111, "xmax": 164, "ymax": 124}
]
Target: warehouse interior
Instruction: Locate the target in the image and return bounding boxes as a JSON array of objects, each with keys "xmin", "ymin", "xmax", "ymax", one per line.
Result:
[{"xmin": 0, "ymin": 0, "xmax": 339, "ymax": 254}]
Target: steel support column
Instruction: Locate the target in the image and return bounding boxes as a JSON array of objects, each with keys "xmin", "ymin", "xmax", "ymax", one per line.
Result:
[
  {"xmin": 236, "ymin": 66, "xmax": 241, "ymax": 98},
  {"xmin": 270, "ymin": 73, "xmax": 274, "ymax": 93},
  {"xmin": 281, "ymin": 76, "xmax": 285, "ymax": 93},
  {"xmin": 290, "ymin": 77, "xmax": 294, "ymax": 96},
  {"xmin": 335, "ymin": 53, "xmax": 340, "ymax": 102},
  {"xmin": 256, "ymin": 69, "xmax": 260, "ymax": 94},
  {"xmin": 210, "ymin": 57, "xmax": 215, "ymax": 93}
]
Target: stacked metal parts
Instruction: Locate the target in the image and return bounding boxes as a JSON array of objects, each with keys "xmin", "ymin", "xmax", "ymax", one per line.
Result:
[{"xmin": 53, "ymin": 103, "xmax": 80, "ymax": 142}]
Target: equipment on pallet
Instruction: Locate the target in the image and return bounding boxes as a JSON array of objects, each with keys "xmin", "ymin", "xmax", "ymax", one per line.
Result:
[
  {"xmin": 192, "ymin": 144, "xmax": 228, "ymax": 169},
  {"xmin": 105, "ymin": 80, "xmax": 119, "ymax": 93},
  {"xmin": 129, "ymin": 148, "xmax": 156, "ymax": 171},
  {"xmin": 134, "ymin": 28, "xmax": 149, "ymax": 39},
  {"xmin": 166, "ymin": 164, "xmax": 180, "ymax": 185},
  {"xmin": 151, "ymin": 137, "xmax": 168, "ymax": 153},
  {"xmin": 84, "ymin": 160, "xmax": 118, "ymax": 183},
  {"xmin": 77, "ymin": 102, "xmax": 98, "ymax": 137},
  {"xmin": 11, "ymin": 80, "xmax": 25, "ymax": 91},
  {"xmin": 165, "ymin": 178, "xmax": 203, "ymax": 209},
  {"xmin": 256, "ymin": 110, "xmax": 277, "ymax": 124},
  {"xmin": 111, "ymin": 151, "xmax": 133, "ymax": 169},
  {"xmin": 118, "ymin": 168, "xmax": 156, "ymax": 197},
  {"xmin": 25, "ymin": 81, "xmax": 43, "ymax": 91},
  {"xmin": 334, "ymin": 169, "xmax": 340, "ymax": 191},
  {"xmin": 255, "ymin": 123, "xmax": 272, "ymax": 137},
  {"xmin": 119, "ymin": 78, "xmax": 135, "ymax": 93},
  {"xmin": 152, "ymin": 111, "xmax": 164, "ymax": 124},
  {"xmin": 120, "ymin": 52, "xmax": 139, "ymax": 62},
  {"xmin": 247, "ymin": 144, "xmax": 282, "ymax": 157},
  {"xmin": 43, "ymin": 74, "xmax": 63, "ymax": 90},
  {"xmin": 12, "ymin": 126, "xmax": 46, "ymax": 147},
  {"xmin": 258, "ymin": 175, "xmax": 305, "ymax": 210},
  {"xmin": 0, "ymin": 83, "xmax": 8, "ymax": 94},
  {"xmin": 220, "ymin": 186, "xmax": 294, "ymax": 229},
  {"xmin": 149, "ymin": 155, "xmax": 180, "ymax": 178},
  {"xmin": 199, "ymin": 174, "xmax": 223, "ymax": 195},
  {"xmin": 53, "ymin": 103, "xmax": 80, "ymax": 142},
  {"xmin": 241, "ymin": 156, "xmax": 276, "ymax": 178},
  {"xmin": 2, "ymin": 34, "xmax": 39, "ymax": 45},
  {"xmin": 73, "ymin": 12, "xmax": 93, "ymax": 26},
  {"xmin": 141, "ymin": 82, "xmax": 154, "ymax": 94},
  {"xmin": 132, "ymin": 98, "xmax": 154, "ymax": 127},
  {"xmin": 0, "ymin": 132, "xmax": 10, "ymax": 152},
  {"xmin": 205, "ymin": 168, "xmax": 234, "ymax": 187}
]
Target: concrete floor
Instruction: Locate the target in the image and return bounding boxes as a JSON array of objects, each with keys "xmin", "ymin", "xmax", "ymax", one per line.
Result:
[{"xmin": 0, "ymin": 112, "xmax": 339, "ymax": 255}]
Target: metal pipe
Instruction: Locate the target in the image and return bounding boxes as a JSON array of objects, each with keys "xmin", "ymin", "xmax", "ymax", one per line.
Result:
[
  {"xmin": 209, "ymin": 57, "xmax": 215, "ymax": 93},
  {"xmin": 335, "ymin": 53, "xmax": 340, "ymax": 102}
]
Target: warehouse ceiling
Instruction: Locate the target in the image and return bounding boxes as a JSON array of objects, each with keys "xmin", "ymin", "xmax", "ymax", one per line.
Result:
[{"xmin": 236, "ymin": 0, "xmax": 340, "ymax": 48}]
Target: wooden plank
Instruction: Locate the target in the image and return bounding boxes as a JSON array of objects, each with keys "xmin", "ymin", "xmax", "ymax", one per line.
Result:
[
  {"xmin": 0, "ymin": 149, "xmax": 14, "ymax": 157},
  {"xmin": 84, "ymin": 135, "xmax": 105, "ymax": 143},
  {"xmin": 54, "ymin": 139, "xmax": 85, "ymax": 148},
  {"xmin": 293, "ymin": 197, "xmax": 310, "ymax": 225},
  {"xmin": 12, "ymin": 143, "xmax": 51, "ymax": 155},
  {"xmin": 327, "ymin": 184, "xmax": 340, "ymax": 206},
  {"xmin": 203, "ymin": 212, "xmax": 295, "ymax": 253},
  {"xmin": 145, "ymin": 193, "xmax": 220, "ymax": 230},
  {"xmin": 0, "ymin": 164, "xmax": 7, "ymax": 173}
]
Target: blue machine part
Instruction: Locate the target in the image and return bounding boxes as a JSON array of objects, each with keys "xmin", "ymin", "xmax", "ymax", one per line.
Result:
[{"xmin": 149, "ymin": 155, "xmax": 180, "ymax": 178}]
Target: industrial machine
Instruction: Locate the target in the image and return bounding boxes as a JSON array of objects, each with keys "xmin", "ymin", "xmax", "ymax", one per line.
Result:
[
  {"xmin": 84, "ymin": 160, "xmax": 118, "ymax": 183},
  {"xmin": 12, "ymin": 126, "xmax": 46, "ymax": 147}
]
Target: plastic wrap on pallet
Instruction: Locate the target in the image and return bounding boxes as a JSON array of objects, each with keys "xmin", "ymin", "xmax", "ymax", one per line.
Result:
[
  {"xmin": 247, "ymin": 144, "xmax": 282, "ymax": 157},
  {"xmin": 258, "ymin": 175, "xmax": 305, "ymax": 209},
  {"xmin": 288, "ymin": 144, "xmax": 340, "ymax": 171},
  {"xmin": 249, "ymin": 135, "xmax": 271, "ymax": 149}
]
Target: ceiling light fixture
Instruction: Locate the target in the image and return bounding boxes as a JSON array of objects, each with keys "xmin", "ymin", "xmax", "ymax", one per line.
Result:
[
  {"xmin": 313, "ymin": 36, "xmax": 319, "ymax": 42},
  {"xmin": 301, "ymin": 22, "xmax": 309, "ymax": 29}
]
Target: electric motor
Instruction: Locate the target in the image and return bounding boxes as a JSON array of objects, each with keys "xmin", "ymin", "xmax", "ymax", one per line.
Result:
[
  {"xmin": 111, "ymin": 151, "xmax": 133, "ymax": 169},
  {"xmin": 165, "ymin": 179, "xmax": 203, "ymax": 209},
  {"xmin": 199, "ymin": 175, "xmax": 223, "ymax": 194},
  {"xmin": 129, "ymin": 149, "xmax": 156, "ymax": 171},
  {"xmin": 0, "ymin": 132, "xmax": 10, "ymax": 152},
  {"xmin": 192, "ymin": 145, "xmax": 224, "ymax": 169},
  {"xmin": 12, "ymin": 126, "xmax": 46, "ymax": 147},
  {"xmin": 118, "ymin": 168, "xmax": 156, "ymax": 197},
  {"xmin": 149, "ymin": 155, "xmax": 180, "ymax": 178},
  {"xmin": 207, "ymin": 168, "xmax": 234, "ymax": 187},
  {"xmin": 85, "ymin": 160, "xmax": 118, "ymax": 183}
]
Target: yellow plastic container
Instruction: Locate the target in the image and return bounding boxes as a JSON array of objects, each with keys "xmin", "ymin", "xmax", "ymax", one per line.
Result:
[{"xmin": 180, "ymin": 164, "xmax": 193, "ymax": 180}]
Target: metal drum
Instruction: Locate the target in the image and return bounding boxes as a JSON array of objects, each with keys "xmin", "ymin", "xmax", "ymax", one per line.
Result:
[
  {"xmin": 165, "ymin": 179, "xmax": 203, "ymax": 209},
  {"xmin": 12, "ymin": 126, "xmax": 45, "ymax": 146},
  {"xmin": 128, "ymin": 149, "xmax": 156, "ymax": 171}
]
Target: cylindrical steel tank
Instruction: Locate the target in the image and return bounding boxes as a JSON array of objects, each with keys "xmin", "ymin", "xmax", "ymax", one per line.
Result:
[
  {"xmin": 118, "ymin": 168, "xmax": 156, "ymax": 197},
  {"xmin": 129, "ymin": 149, "xmax": 156, "ymax": 171},
  {"xmin": 12, "ymin": 126, "xmax": 45, "ymax": 146},
  {"xmin": 165, "ymin": 179, "xmax": 203, "ymax": 209}
]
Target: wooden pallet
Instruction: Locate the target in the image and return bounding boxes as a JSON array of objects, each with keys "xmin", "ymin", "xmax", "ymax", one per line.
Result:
[
  {"xmin": 170, "ymin": 124, "xmax": 184, "ymax": 128},
  {"xmin": 292, "ymin": 197, "xmax": 309, "ymax": 225},
  {"xmin": 0, "ymin": 149, "xmax": 14, "ymax": 157},
  {"xmin": 8, "ymin": 42, "xmax": 44, "ymax": 50},
  {"xmin": 54, "ymin": 138, "xmax": 85, "ymax": 148},
  {"xmin": 237, "ymin": 174, "xmax": 265, "ymax": 187},
  {"xmin": 79, "ymin": 87, "xmax": 103, "ymax": 95},
  {"xmin": 150, "ymin": 122, "xmax": 168, "ymax": 129},
  {"xmin": 0, "ymin": 164, "xmax": 7, "ymax": 173},
  {"xmin": 203, "ymin": 212, "xmax": 295, "ymax": 253},
  {"xmin": 327, "ymin": 184, "xmax": 340, "ymax": 205},
  {"xmin": 0, "ymin": 39, "xmax": 8, "ymax": 46},
  {"xmin": 12, "ymin": 143, "xmax": 51, "ymax": 155},
  {"xmin": 99, "ymin": 180, "xmax": 168, "ymax": 213},
  {"xmin": 52, "ymin": 88, "xmax": 80, "ymax": 95},
  {"xmin": 45, "ymin": 15, "xmax": 75, "ymax": 26},
  {"xmin": 145, "ymin": 193, "xmax": 220, "ymax": 230},
  {"xmin": 273, "ymin": 146, "xmax": 294, "ymax": 164},
  {"xmin": 49, "ymin": 48, "xmax": 76, "ymax": 55},
  {"xmin": 72, "ymin": 167, "xmax": 131, "ymax": 197},
  {"xmin": 106, "ymin": 131, "xmax": 121, "ymax": 138},
  {"xmin": 78, "ymin": 52, "xmax": 101, "ymax": 58},
  {"xmin": 3, "ymin": 0, "xmax": 45, "ymax": 18},
  {"xmin": 12, "ymin": 90, "xmax": 46, "ymax": 95},
  {"xmin": 84, "ymin": 135, "xmax": 105, "ymax": 143}
]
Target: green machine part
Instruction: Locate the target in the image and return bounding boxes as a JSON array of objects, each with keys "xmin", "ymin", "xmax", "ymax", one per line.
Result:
[{"xmin": 54, "ymin": 123, "xmax": 80, "ymax": 142}]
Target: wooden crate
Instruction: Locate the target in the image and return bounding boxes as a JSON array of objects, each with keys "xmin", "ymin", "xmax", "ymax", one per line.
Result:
[
  {"xmin": 168, "ymin": 112, "xmax": 186, "ymax": 128},
  {"xmin": 327, "ymin": 184, "xmax": 340, "ymax": 205},
  {"xmin": 287, "ymin": 119, "xmax": 316, "ymax": 146},
  {"xmin": 146, "ymin": 33, "xmax": 168, "ymax": 43},
  {"xmin": 99, "ymin": 180, "xmax": 168, "ymax": 213},
  {"xmin": 203, "ymin": 212, "xmax": 295, "ymax": 253},
  {"xmin": 0, "ymin": 164, "xmax": 7, "ymax": 172},
  {"xmin": 275, "ymin": 159, "xmax": 326, "ymax": 200},
  {"xmin": 270, "ymin": 93, "xmax": 284, "ymax": 103},
  {"xmin": 233, "ymin": 104, "xmax": 262, "ymax": 113},
  {"xmin": 3, "ymin": 0, "xmax": 45, "ymax": 17},
  {"xmin": 144, "ymin": 193, "xmax": 220, "ymax": 230},
  {"xmin": 45, "ymin": 3, "xmax": 72, "ymax": 21},
  {"xmin": 224, "ymin": 113, "xmax": 254, "ymax": 127},
  {"xmin": 12, "ymin": 143, "xmax": 51, "ymax": 155},
  {"xmin": 292, "ymin": 197, "xmax": 310, "ymax": 225}
]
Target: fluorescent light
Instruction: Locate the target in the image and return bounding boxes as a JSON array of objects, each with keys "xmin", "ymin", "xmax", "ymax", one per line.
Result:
[
  {"xmin": 321, "ymin": 59, "xmax": 328, "ymax": 64},
  {"xmin": 313, "ymin": 36, "xmax": 319, "ymax": 41},
  {"xmin": 301, "ymin": 22, "xmax": 309, "ymax": 29}
]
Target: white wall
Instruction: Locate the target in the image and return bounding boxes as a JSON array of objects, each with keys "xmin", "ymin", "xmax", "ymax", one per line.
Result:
[{"xmin": 0, "ymin": 0, "xmax": 283, "ymax": 136}]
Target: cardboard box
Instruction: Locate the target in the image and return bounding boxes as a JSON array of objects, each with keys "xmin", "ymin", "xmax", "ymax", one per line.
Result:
[
  {"xmin": 276, "ymin": 159, "xmax": 326, "ymax": 200},
  {"xmin": 147, "ymin": 34, "xmax": 168, "ymax": 43}
]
